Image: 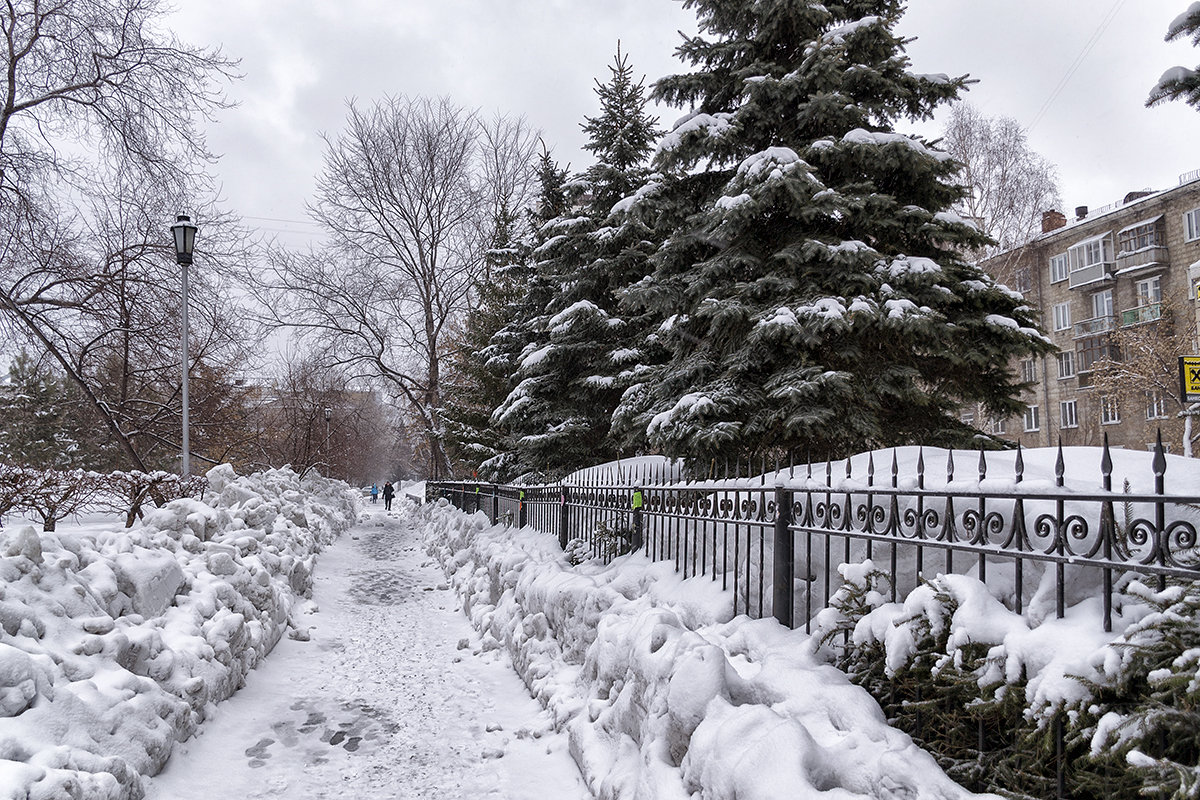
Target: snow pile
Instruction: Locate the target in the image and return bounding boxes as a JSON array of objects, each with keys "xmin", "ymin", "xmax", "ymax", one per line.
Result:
[
  {"xmin": 420, "ymin": 500, "xmax": 994, "ymax": 800},
  {"xmin": 0, "ymin": 466, "xmax": 357, "ymax": 800}
]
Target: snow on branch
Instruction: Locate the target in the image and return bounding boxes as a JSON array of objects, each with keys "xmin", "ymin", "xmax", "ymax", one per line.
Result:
[{"xmin": 842, "ymin": 128, "xmax": 953, "ymax": 162}]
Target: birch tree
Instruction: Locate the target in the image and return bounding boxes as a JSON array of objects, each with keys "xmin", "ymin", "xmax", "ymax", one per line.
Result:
[{"xmin": 941, "ymin": 102, "xmax": 1061, "ymax": 256}]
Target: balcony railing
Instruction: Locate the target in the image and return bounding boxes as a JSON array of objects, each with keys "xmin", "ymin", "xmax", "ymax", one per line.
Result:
[
  {"xmin": 1073, "ymin": 315, "xmax": 1116, "ymax": 338},
  {"xmin": 1115, "ymin": 245, "xmax": 1168, "ymax": 273},
  {"xmin": 1121, "ymin": 303, "xmax": 1163, "ymax": 326},
  {"xmin": 1068, "ymin": 261, "xmax": 1115, "ymax": 288}
]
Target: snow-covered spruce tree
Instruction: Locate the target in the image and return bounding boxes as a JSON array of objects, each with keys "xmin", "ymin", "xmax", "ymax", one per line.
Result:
[
  {"xmin": 483, "ymin": 147, "xmax": 575, "ymax": 480},
  {"xmin": 441, "ymin": 203, "xmax": 531, "ymax": 477},
  {"xmin": 0, "ymin": 350, "xmax": 91, "ymax": 469},
  {"xmin": 1064, "ymin": 580, "xmax": 1200, "ymax": 800},
  {"xmin": 489, "ymin": 48, "xmax": 661, "ymax": 479},
  {"xmin": 1148, "ymin": 3, "xmax": 1200, "ymax": 110},
  {"xmin": 618, "ymin": 0, "xmax": 1052, "ymax": 464}
]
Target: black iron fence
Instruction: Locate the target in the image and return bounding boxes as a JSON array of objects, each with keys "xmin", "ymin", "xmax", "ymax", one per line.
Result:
[
  {"xmin": 427, "ymin": 436, "xmax": 1200, "ymax": 800},
  {"xmin": 427, "ymin": 436, "xmax": 1200, "ymax": 634}
]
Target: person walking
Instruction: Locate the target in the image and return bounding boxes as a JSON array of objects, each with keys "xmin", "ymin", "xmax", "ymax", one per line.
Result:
[
  {"xmin": 370, "ymin": 484, "xmax": 379, "ymax": 504},
  {"xmin": 382, "ymin": 481, "xmax": 395, "ymax": 511}
]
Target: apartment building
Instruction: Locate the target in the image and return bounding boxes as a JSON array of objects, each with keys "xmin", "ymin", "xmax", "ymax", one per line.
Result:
[{"xmin": 976, "ymin": 170, "xmax": 1200, "ymax": 452}]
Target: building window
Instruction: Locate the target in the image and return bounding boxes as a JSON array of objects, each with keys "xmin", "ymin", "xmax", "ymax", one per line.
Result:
[
  {"xmin": 989, "ymin": 416, "xmax": 1007, "ymax": 435},
  {"xmin": 1069, "ymin": 234, "xmax": 1113, "ymax": 272},
  {"xmin": 1020, "ymin": 358, "xmax": 1038, "ymax": 383},
  {"xmin": 1050, "ymin": 253, "xmax": 1069, "ymax": 283},
  {"xmin": 1057, "ymin": 351, "xmax": 1075, "ymax": 378},
  {"xmin": 1117, "ymin": 220, "xmax": 1163, "ymax": 253},
  {"xmin": 1052, "ymin": 302, "xmax": 1072, "ymax": 331},
  {"xmin": 1146, "ymin": 390, "xmax": 1168, "ymax": 420},
  {"xmin": 1078, "ymin": 336, "xmax": 1118, "ymax": 372},
  {"xmin": 1185, "ymin": 208, "xmax": 1200, "ymax": 242},
  {"xmin": 1134, "ymin": 276, "xmax": 1162, "ymax": 304},
  {"xmin": 1060, "ymin": 400, "xmax": 1078, "ymax": 429},
  {"xmin": 1101, "ymin": 396, "xmax": 1120, "ymax": 425},
  {"xmin": 961, "ymin": 409, "xmax": 976, "ymax": 426},
  {"xmin": 1013, "ymin": 267, "xmax": 1032, "ymax": 293},
  {"xmin": 1024, "ymin": 405, "xmax": 1040, "ymax": 432},
  {"xmin": 1091, "ymin": 288, "xmax": 1114, "ymax": 320}
]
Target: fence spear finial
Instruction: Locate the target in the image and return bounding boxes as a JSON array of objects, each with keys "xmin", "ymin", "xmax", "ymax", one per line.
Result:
[
  {"xmin": 1015, "ymin": 443, "xmax": 1024, "ymax": 484},
  {"xmin": 1153, "ymin": 428, "xmax": 1167, "ymax": 485},
  {"xmin": 1055, "ymin": 437, "xmax": 1065, "ymax": 488},
  {"xmin": 1101, "ymin": 432, "xmax": 1113, "ymax": 492}
]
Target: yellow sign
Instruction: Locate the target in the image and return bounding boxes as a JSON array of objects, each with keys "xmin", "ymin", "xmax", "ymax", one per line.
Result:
[{"xmin": 1181, "ymin": 356, "xmax": 1200, "ymax": 402}]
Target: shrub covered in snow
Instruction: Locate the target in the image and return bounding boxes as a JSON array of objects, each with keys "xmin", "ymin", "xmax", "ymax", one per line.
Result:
[
  {"xmin": 0, "ymin": 465, "xmax": 357, "ymax": 799},
  {"xmin": 812, "ymin": 562, "xmax": 1200, "ymax": 799}
]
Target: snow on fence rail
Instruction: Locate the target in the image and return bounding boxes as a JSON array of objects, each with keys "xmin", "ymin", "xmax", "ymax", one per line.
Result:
[{"xmin": 427, "ymin": 435, "xmax": 1200, "ymax": 636}]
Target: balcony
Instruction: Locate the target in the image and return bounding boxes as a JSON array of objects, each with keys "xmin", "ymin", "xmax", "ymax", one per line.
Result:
[
  {"xmin": 1073, "ymin": 315, "xmax": 1116, "ymax": 338},
  {"xmin": 1115, "ymin": 245, "xmax": 1169, "ymax": 274},
  {"xmin": 1068, "ymin": 262, "xmax": 1114, "ymax": 288},
  {"xmin": 1120, "ymin": 303, "xmax": 1163, "ymax": 326}
]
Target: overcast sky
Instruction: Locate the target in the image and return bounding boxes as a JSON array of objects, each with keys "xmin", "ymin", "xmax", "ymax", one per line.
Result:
[{"xmin": 167, "ymin": 0, "xmax": 1199, "ymax": 247}]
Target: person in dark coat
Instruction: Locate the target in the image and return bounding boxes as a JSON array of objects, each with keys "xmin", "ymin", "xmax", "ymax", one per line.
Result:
[{"xmin": 382, "ymin": 481, "xmax": 395, "ymax": 510}]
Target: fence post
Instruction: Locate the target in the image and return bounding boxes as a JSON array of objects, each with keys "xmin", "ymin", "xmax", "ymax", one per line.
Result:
[
  {"xmin": 772, "ymin": 485, "xmax": 794, "ymax": 628},
  {"xmin": 492, "ymin": 486, "xmax": 499, "ymax": 524},
  {"xmin": 559, "ymin": 486, "xmax": 570, "ymax": 549},
  {"xmin": 632, "ymin": 488, "xmax": 644, "ymax": 551}
]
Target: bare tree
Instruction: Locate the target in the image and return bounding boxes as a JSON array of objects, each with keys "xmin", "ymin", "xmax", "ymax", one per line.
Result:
[
  {"xmin": 245, "ymin": 354, "xmax": 409, "ymax": 482},
  {"xmin": 942, "ymin": 102, "xmax": 1062, "ymax": 256},
  {"xmin": 0, "ymin": 0, "xmax": 245, "ymax": 472},
  {"xmin": 1091, "ymin": 283, "xmax": 1200, "ymax": 457},
  {"xmin": 252, "ymin": 96, "xmax": 539, "ymax": 478},
  {"xmin": 0, "ymin": 174, "xmax": 256, "ymax": 472}
]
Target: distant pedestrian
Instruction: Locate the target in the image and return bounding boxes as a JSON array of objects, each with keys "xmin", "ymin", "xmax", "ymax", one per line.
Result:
[
  {"xmin": 383, "ymin": 481, "xmax": 395, "ymax": 510},
  {"xmin": 370, "ymin": 483, "xmax": 379, "ymax": 504}
]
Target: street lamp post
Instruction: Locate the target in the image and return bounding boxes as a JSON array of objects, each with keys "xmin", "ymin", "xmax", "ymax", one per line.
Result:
[
  {"xmin": 171, "ymin": 214, "xmax": 198, "ymax": 476},
  {"xmin": 323, "ymin": 406, "xmax": 332, "ymax": 477}
]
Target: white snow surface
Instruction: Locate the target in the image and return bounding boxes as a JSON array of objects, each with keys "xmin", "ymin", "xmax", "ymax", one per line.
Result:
[
  {"xmin": 144, "ymin": 505, "xmax": 587, "ymax": 800},
  {"xmin": 0, "ymin": 465, "xmax": 358, "ymax": 799},
  {"xmin": 420, "ymin": 499, "xmax": 995, "ymax": 800}
]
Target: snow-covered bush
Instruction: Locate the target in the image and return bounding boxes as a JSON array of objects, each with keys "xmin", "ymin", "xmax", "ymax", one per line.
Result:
[
  {"xmin": 0, "ymin": 465, "xmax": 356, "ymax": 799},
  {"xmin": 421, "ymin": 499, "xmax": 993, "ymax": 800},
  {"xmin": 812, "ymin": 560, "xmax": 1200, "ymax": 799}
]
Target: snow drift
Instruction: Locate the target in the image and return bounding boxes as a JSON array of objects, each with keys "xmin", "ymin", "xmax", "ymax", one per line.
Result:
[
  {"xmin": 0, "ymin": 466, "xmax": 357, "ymax": 799},
  {"xmin": 420, "ymin": 498, "xmax": 995, "ymax": 800}
]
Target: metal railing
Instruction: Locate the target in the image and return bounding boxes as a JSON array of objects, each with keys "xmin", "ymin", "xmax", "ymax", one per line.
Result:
[
  {"xmin": 1120, "ymin": 302, "xmax": 1163, "ymax": 326},
  {"xmin": 428, "ymin": 435, "xmax": 1200, "ymax": 635},
  {"xmin": 428, "ymin": 437, "xmax": 1199, "ymax": 800}
]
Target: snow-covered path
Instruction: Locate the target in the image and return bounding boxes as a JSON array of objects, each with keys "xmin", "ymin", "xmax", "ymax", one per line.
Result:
[{"xmin": 143, "ymin": 506, "xmax": 590, "ymax": 800}]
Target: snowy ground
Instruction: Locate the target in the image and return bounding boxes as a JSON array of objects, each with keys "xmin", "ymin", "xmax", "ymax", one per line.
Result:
[
  {"xmin": 143, "ymin": 505, "xmax": 589, "ymax": 800},
  {"xmin": 420, "ymin": 497, "xmax": 993, "ymax": 800}
]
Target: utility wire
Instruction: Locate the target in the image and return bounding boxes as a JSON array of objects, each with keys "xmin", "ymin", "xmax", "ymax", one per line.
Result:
[{"xmin": 1028, "ymin": 0, "xmax": 1128, "ymax": 133}]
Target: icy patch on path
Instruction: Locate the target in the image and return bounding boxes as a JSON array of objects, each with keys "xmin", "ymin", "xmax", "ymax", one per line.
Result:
[{"xmin": 144, "ymin": 508, "xmax": 589, "ymax": 800}]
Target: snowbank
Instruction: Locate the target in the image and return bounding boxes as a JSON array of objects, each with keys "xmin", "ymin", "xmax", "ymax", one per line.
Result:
[
  {"xmin": 0, "ymin": 466, "xmax": 357, "ymax": 799},
  {"xmin": 420, "ymin": 499, "xmax": 994, "ymax": 800}
]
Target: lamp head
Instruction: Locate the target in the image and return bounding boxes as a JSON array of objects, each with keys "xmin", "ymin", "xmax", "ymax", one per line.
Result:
[{"xmin": 171, "ymin": 214, "xmax": 198, "ymax": 266}]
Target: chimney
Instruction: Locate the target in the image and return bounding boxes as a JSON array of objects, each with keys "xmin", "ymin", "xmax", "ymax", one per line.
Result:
[
  {"xmin": 1075, "ymin": 205, "xmax": 1088, "ymax": 220},
  {"xmin": 1042, "ymin": 209, "xmax": 1067, "ymax": 233}
]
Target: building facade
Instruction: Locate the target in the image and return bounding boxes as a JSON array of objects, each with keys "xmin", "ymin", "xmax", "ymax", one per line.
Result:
[{"xmin": 977, "ymin": 170, "xmax": 1200, "ymax": 453}]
